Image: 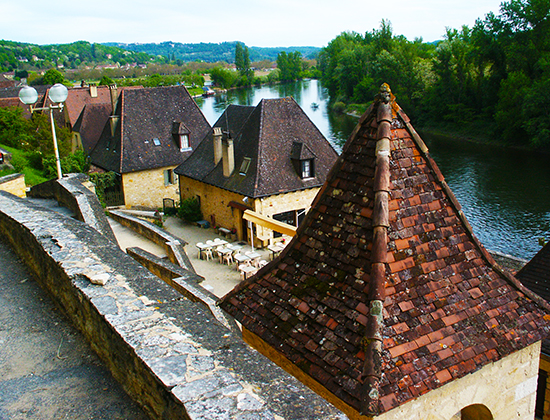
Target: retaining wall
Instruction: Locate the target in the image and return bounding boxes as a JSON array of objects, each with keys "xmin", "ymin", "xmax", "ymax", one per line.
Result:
[
  {"xmin": 0, "ymin": 190, "xmax": 345, "ymax": 420},
  {"xmin": 108, "ymin": 209, "xmax": 195, "ymax": 273}
]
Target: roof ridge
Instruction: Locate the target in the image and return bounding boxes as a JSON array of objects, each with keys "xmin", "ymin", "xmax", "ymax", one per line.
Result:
[
  {"xmin": 361, "ymin": 84, "xmax": 394, "ymax": 415},
  {"xmin": 253, "ymin": 99, "xmax": 266, "ymax": 194}
]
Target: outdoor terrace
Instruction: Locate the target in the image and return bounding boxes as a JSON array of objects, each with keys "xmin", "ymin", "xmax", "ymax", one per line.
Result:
[{"xmin": 109, "ymin": 213, "xmax": 286, "ymax": 297}]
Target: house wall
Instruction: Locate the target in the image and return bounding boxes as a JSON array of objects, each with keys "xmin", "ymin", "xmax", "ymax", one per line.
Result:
[
  {"xmin": 254, "ymin": 187, "xmax": 319, "ymax": 242},
  {"xmin": 0, "ymin": 173, "xmax": 26, "ymax": 198},
  {"xmin": 122, "ymin": 166, "xmax": 178, "ymax": 209},
  {"xmin": 540, "ymin": 353, "xmax": 550, "ymax": 420},
  {"xmin": 244, "ymin": 328, "xmax": 542, "ymax": 420},
  {"xmin": 378, "ymin": 340, "xmax": 541, "ymax": 420},
  {"xmin": 178, "ymin": 175, "xmax": 320, "ymax": 244},
  {"xmin": 178, "ymin": 176, "xmax": 245, "ymax": 238}
]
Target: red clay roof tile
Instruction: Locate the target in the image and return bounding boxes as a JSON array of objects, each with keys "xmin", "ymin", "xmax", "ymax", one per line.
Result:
[{"xmin": 220, "ymin": 84, "xmax": 550, "ymax": 416}]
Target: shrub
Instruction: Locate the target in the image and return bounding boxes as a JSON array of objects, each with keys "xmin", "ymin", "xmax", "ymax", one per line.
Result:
[
  {"xmin": 332, "ymin": 101, "xmax": 346, "ymax": 114},
  {"xmin": 178, "ymin": 197, "xmax": 202, "ymax": 223},
  {"xmin": 27, "ymin": 151, "xmax": 44, "ymax": 170}
]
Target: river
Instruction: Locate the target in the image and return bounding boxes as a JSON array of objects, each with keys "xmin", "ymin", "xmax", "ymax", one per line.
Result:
[{"xmin": 194, "ymin": 80, "xmax": 550, "ymax": 261}]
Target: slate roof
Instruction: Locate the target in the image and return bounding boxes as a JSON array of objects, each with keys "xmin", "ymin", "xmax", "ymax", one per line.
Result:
[
  {"xmin": 90, "ymin": 85, "xmax": 211, "ymax": 174},
  {"xmin": 175, "ymin": 97, "xmax": 338, "ymax": 198},
  {"xmin": 516, "ymin": 242, "xmax": 550, "ymax": 354},
  {"xmin": 220, "ymin": 85, "xmax": 550, "ymax": 416},
  {"xmin": 72, "ymin": 103, "xmax": 112, "ymax": 154}
]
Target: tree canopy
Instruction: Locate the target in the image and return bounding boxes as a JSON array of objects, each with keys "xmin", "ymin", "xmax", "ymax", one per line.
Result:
[{"xmin": 318, "ymin": 0, "xmax": 550, "ymax": 149}]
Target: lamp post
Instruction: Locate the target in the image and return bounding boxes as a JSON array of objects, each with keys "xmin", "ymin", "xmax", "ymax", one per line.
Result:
[{"xmin": 19, "ymin": 83, "xmax": 68, "ymax": 180}]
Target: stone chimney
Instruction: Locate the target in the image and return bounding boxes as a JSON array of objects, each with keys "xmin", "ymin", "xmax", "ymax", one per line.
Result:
[
  {"xmin": 222, "ymin": 132, "xmax": 234, "ymax": 177},
  {"xmin": 89, "ymin": 85, "xmax": 97, "ymax": 98},
  {"xmin": 109, "ymin": 84, "xmax": 118, "ymax": 112},
  {"xmin": 213, "ymin": 127, "xmax": 223, "ymax": 165}
]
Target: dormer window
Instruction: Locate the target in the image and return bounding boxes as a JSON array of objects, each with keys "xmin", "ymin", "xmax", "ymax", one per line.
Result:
[
  {"xmin": 291, "ymin": 141, "xmax": 317, "ymax": 180},
  {"xmin": 180, "ymin": 134, "xmax": 189, "ymax": 150},
  {"xmin": 239, "ymin": 157, "xmax": 251, "ymax": 175},
  {"xmin": 301, "ymin": 159, "xmax": 314, "ymax": 179},
  {"xmin": 172, "ymin": 121, "xmax": 192, "ymax": 152}
]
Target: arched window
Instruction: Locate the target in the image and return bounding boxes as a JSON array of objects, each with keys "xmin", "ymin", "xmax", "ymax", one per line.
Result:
[{"xmin": 460, "ymin": 404, "xmax": 493, "ymax": 420}]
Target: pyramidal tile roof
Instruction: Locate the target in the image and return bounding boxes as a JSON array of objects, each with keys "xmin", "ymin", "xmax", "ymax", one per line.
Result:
[{"xmin": 220, "ymin": 84, "xmax": 550, "ymax": 416}]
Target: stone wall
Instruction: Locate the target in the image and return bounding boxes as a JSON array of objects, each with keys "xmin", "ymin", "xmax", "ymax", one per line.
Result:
[
  {"xmin": 0, "ymin": 190, "xmax": 345, "ymax": 420},
  {"xmin": 123, "ymin": 166, "xmax": 179, "ymax": 209},
  {"xmin": 540, "ymin": 353, "xmax": 550, "ymax": 420},
  {"xmin": 179, "ymin": 175, "xmax": 246, "ymax": 235},
  {"xmin": 0, "ymin": 173, "xmax": 26, "ymax": 198},
  {"xmin": 28, "ymin": 173, "xmax": 117, "ymax": 243},
  {"xmin": 108, "ymin": 209, "xmax": 195, "ymax": 273},
  {"xmin": 377, "ymin": 341, "xmax": 541, "ymax": 420}
]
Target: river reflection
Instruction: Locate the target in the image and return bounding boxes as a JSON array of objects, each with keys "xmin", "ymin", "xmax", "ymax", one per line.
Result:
[
  {"xmin": 195, "ymin": 80, "xmax": 550, "ymax": 260},
  {"xmin": 194, "ymin": 79, "xmax": 356, "ymax": 152}
]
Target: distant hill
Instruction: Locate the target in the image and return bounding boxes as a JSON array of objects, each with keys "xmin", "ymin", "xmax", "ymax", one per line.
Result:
[
  {"xmin": 102, "ymin": 41, "xmax": 321, "ymax": 63},
  {"xmin": 0, "ymin": 40, "xmax": 161, "ymax": 72},
  {"xmin": 0, "ymin": 40, "xmax": 321, "ymax": 73}
]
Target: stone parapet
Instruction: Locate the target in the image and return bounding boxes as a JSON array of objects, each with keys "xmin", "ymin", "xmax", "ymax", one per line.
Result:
[
  {"xmin": 28, "ymin": 173, "xmax": 117, "ymax": 243},
  {"xmin": 0, "ymin": 191, "xmax": 345, "ymax": 420}
]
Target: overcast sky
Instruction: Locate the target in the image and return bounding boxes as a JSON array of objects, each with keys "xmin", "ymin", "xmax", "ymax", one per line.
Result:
[{"xmin": 3, "ymin": 0, "xmax": 505, "ymax": 47}]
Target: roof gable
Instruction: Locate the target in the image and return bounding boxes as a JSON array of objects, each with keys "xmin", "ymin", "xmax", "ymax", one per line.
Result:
[
  {"xmin": 90, "ymin": 86, "xmax": 211, "ymax": 173},
  {"xmin": 73, "ymin": 103, "xmax": 112, "ymax": 154},
  {"xmin": 220, "ymin": 84, "xmax": 550, "ymax": 416},
  {"xmin": 176, "ymin": 97, "xmax": 338, "ymax": 198}
]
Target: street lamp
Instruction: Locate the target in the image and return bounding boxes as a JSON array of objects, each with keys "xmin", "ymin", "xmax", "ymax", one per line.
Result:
[{"xmin": 19, "ymin": 83, "xmax": 68, "ymax": 179}]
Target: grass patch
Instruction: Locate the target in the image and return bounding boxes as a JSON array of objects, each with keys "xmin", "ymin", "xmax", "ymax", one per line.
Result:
[{"xmin": 0, "ymin": 143, "xmax": 48, "ymax": 186}]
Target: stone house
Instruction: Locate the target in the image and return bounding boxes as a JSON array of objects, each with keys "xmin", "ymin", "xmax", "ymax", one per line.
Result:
[
  {"xmin": 516, "ymin": 242, "xmax": 550, "ymax": 419},
  {"xmin": 220, "ymin": 84, "xmax": 550, "ymax": 419},
  {"xmin": 174, "ymin": 98, "xmax": 338, "ymax": 245},
  {"xmin": 90, "ymin": 85, "xmax": 211, "ymax": 209}
]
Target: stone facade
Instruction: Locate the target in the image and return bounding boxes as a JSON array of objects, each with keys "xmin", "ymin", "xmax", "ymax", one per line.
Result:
[
  {"xmin": 379, "ymin": 341, "xmax": 541, "ymax": 420},
  {"xmin": 0, "ymin": 173, "xmax": 26, "ymax": 198},
  {"xmin": 179, "ymin": 175, "xmax": 320, "ymax": 244},
  {"xmin": 123, "ymin": 166, "xmax": 179, "ymax": 209}
]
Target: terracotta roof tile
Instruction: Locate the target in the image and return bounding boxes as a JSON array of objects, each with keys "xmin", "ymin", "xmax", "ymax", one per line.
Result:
[{"xmin": 220, "ymin": 84, "xmax": 550, "ymax": 416}]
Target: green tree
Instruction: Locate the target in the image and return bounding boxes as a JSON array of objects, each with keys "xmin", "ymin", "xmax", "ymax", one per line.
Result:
[
  {"xmin": 277, "ymin": 51, "xmax": 302, "ymax": 81},
  {"xmin": 0, "ymin": 107, "xmax": 33, "ymax": 148},
  {"xmin": 99, "ymin": 75, "xmax": 115, "ymax": 85},
  {"xmin": 235, "ymin": 42, "xmax": 253, "ymax": 85},
  {"xmin": 210, "ymin": 67, "xmax": 237, "ymax": 89},
  {"xmin": 43, "ymin": 68, "xmax": 65, "ymax": 85}
]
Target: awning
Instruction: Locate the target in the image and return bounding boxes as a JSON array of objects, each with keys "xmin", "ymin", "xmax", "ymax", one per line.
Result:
[{"xmin": 243, "ymin": 210, "xmax": 296, "ymax": 237}]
